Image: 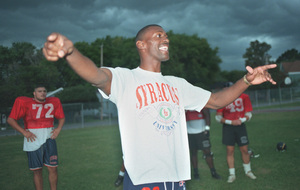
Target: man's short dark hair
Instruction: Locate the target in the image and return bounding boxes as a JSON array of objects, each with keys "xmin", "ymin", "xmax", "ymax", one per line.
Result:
[
  {"xmin": 34, "ymin": 84, "xmax": 47, "ymax": 91},
  {"xmin": 135, "ymin": 24, "xmax": 162, "ymax": 42}
]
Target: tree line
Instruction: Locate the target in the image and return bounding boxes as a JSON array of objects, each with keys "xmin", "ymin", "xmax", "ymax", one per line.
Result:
[{"xmin": 1, "ymin": 31, "xmax": 299, "ymax": 109}]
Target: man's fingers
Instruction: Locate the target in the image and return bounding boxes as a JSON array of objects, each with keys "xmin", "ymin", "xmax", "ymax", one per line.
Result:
[
  {"xmin": 58, "ymin": 50, "xmax": 66, "ymax": 58},
  {"xmin": 42, "ymin": 46, "xmax": 59, "ymax": 61},
  {"xmin": 246, "ymin": 66, "xmax": 254, "ymax": 74},
  {"xmin": 47, "ymin": 32, "xmax": 59, "ymax": 42},
  {"xmin": 27, "ymin": 136, "xmax": 35, "ymax": 142},
  {"xmin": 244, "ymin": 64, "xmax": 277, "ymax": 85},
  {"xmin": 43, "ymin": 33, "xmax": 73, "ymax": 61},
  {"xmin": 266, "ymin": 73, "xmax": 277, "ymax": 85},
  {"xmin": 43, "ymin": 33, "xmax": 66, "ymax": 60},
  {"xmin": 264, "ymin": 64, "xmax": 277, "ymax": 70}
]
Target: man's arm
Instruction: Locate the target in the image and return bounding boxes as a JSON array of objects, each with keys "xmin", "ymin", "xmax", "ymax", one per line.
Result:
[
  {"xmin": 215, "ymin": 112, "xmax": 242, "ymax": 126},
  {"xmin": 51, "ymin": 117, "xmax": 65, "ymax": 139},
  {"xmin": 202, "ymin": 108, "xmax": 211, "ymax": 126},
  {"xmin": 206, "ymin": 64, "xmax": 277, "ymax": 109},
  {"xmin": 43, "ymin": 33, "xmax": 112, "ymax": 96},
  {"xmin": 7, "ymin": 117, "xmax": 37, "ymax": 142}
]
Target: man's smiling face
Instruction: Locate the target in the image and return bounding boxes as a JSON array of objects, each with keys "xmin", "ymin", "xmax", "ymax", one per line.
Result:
[{"xmin": 143, "ymin": 26, "xmax": 170, "ymax": 62}]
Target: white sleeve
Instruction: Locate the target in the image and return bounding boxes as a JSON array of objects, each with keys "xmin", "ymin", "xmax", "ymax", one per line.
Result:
[
  {"xmin": 245, "ymin": 112, "xmax": 252, "ymax": 121},
  {"xmin": 215, "ymin": 115, "xmax": 222, "ymax": 123},
  {"xmin": 168, "ymin": 77, "xmax": 211, "ymax": 112}
]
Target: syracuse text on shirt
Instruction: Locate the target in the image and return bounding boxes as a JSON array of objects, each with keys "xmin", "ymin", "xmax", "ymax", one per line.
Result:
[
  {"xmin": 136, "ymin": 82, "xmax": 179, "ymax": 109},
  {"xmin": 135, "ymin": 82, "xmax": 181, "ymax": 136}
]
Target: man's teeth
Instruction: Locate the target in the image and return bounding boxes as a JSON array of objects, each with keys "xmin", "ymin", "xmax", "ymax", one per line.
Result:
[{"xmin": 159, "ymin": 46, "xmax": 168, "ymax": 51}]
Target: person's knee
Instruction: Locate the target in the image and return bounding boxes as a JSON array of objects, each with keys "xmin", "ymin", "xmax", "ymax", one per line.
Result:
[
  {"xmin": 47, "ymin": 166, "xmax": 57, "ymax": 174},
  {"xmin": 203, "ymin": 150, "xmax": 213, "ymax": 159},
  {"xmin": 227, "ymin": 146, "xmax": 235, "ymax": 155},
  {"xmin": 240, "ymin": 145, "xmax": 249, "ymax": 154},
  {"xmin": 33, "ymin": 169, "xmax": 43, "ymax": 176}
]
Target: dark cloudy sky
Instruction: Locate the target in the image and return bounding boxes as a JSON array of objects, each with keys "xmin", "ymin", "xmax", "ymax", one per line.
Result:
[{"xmin": 1, "ymin": 0, "xmax": 299, "ymax": 71}]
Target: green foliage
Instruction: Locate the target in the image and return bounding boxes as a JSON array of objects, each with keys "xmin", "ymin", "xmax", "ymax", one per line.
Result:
[
  {"xmin": 242, "ymin": 40, "xmax": 290, "ymax": 90},
  {"xmin": 243, "ymin": 40, "xmax": 271, "ymax": 68},
  {"xmin": 220, "ymin": 70, "xmax": 246, "ymax": 83},
  {"xmin": 163, "ymin": 31, "xmax": 222, "ymax": 89},
  {"xmin": 276, "ymin": 48, "xmax": 300, "ymax": 63},
  {"xmin": 0, "ymin": 46, "xmax": 11, "ymax": 81},
  {"xmin": 0, "ymin": 44, "xmax": 62, "ymax": 107},
  {"xmin": 96, "ymin": 36, "xmax": 139, "ymax": 69},
  {"xmin": 1, "ymin": 33, "xmax": 298, "ymax": 108},
  {"xmin": 56, "ymin": 85, "xmax": 99, "ymax": 103},
  {"xmin": 10, "ymin": 42, "xmax": 36, "ymax": 66},
  {"xmin": 275, "ymin": 48, "xmax": 300, "ymax": 87}
]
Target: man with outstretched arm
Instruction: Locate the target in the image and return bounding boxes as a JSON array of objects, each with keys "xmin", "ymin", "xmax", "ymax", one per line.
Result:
[{"xmin": 43, "ymin": 24, "xmax": 276, "ymax": 190}]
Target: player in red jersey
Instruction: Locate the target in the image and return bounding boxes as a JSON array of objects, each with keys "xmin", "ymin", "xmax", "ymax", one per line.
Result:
[
  {"xmin": 215, "ymin": 82, "xmax": 256, "ymax": 183},
  {"xmin": 186, "ymin": 108, "xmax": 221, "ymax": 180},
  {"xmin": 7, "ymin": 85, "xmax": 65, "ymax": 190}
]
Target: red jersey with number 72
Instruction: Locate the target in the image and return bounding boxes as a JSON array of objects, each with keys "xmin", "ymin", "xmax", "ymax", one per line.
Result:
[
  {"xmin": 216, "ymin": 93, "xmax": 252, "ymax": 120},
  {"xmin": 9, "ymin": 96, "xmax": 65, "ymax": 129}
]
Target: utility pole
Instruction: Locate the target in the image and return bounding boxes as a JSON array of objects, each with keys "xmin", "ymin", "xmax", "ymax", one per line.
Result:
[
  {"xmin": 100, "ymin": 44, "xmax": 104, "ymax": 120},
  {"xmin": 100, "ymin": 44, "xmax": 103, "ymax": 67}
]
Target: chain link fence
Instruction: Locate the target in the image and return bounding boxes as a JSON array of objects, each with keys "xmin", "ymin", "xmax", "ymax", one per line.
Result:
[
  {"xmin": 0, "ymin": 102, "xmax": 118, "ymax": 137},
  {"xmin": 1, "ymin": 86, "xmax": 300, "ymax": 137},
  {"xmin": 246, "ymin": 86, "xmax": 300, "ymax": 107}
]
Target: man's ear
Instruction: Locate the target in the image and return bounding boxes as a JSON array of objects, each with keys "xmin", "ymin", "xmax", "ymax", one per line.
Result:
[{"xmin": 136, "ymin": 40, "xmax": 145, "ymax": 50}]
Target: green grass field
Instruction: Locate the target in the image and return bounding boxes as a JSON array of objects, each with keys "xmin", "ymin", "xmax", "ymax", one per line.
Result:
[{"xmin": 0, "ymin": 110, "xmax": 300, "ymax": 190}]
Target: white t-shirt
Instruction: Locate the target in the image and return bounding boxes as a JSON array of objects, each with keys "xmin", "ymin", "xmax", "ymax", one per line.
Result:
[
  {"xmin": 23, "ymin": 128, "xmax": 53, "ymax": 151},
  {"xmin": 186, "ymin": 120, "xmax": 206, "ymax": 134},
  {"xmin": 99, "ymin": 67, "xmax": 211, "ymax": 185}
]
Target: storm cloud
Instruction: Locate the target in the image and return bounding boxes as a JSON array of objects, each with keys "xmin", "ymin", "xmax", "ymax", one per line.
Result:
[{"xmin": 1, "ymin": 0, "xmax": 299, "ymax": 70}]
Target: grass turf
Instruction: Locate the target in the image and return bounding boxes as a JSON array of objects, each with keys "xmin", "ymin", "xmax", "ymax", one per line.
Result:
[{"xmin": 0, "ymin": 111, "xmax": 299, "ymax": 190}]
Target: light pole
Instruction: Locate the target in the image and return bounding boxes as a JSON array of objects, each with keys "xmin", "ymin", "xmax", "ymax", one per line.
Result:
[{"xmin": 100, "ymin": 44, "xmax": 103, "ymax": 120}]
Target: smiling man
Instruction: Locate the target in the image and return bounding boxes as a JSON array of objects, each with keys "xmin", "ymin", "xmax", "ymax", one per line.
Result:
[{"xmin": 43, "ymin": 24, "xmax": 276, "ymax": 190}]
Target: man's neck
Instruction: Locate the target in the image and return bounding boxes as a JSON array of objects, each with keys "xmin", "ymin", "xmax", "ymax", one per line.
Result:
[
  {"xmin": 139, "ymin": 60, "xmax": 161, "ymax": 73},
  {"xmin": 33, "ymin": 98, "xmax": 46, "ymax": 103}
]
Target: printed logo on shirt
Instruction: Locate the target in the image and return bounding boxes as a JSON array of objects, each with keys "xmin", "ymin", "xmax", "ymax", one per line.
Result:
[
  {"xmin": 153, "ymin": 102, "xmax": 179, "ymax": 136},
  {"xmin": 159, "ymin": 106, "xmax": 172, "ymax": 120}
]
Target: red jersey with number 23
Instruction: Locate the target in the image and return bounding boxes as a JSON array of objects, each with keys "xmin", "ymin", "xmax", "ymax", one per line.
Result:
[
  {"xmin": 9, "ymin": 96, "xmax": 65, "ymax": 129},
  {"xmin": 216, "ymin": 93, "xmax": 252, "ymax": 120}
]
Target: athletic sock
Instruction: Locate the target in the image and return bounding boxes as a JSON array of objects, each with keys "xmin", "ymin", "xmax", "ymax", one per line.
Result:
[
  {"xmin": 229, "ymin": 168, "xmax": 235, "ymax": 176},
  {"xmin": 243, "ymin": 163, "xmax": 251, "ymax": 174},
  {"xmin": 119, "ymin": 171, "xmax": 125, "ymax": 177}
]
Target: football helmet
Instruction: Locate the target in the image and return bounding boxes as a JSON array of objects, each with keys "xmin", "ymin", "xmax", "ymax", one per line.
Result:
[{"xmin": 276, "ymin": 142, "xmax": 287, "ymax": 151}]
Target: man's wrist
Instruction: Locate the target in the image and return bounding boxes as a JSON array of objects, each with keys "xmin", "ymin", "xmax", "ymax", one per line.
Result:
[
  {"xmin": 225, "ymin": 120, "xmax": 232, "ymax": 125},
  {"xmin": 243, "ymin": 75, "xmax": 252, "ymax": 86},
  {"xmin": 205, "ymin": 125, "xmax": 210, "ymax": 131},
  {"xmin": 239, "ymin": 117, "xmax": 247, "ymax": 123}
]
